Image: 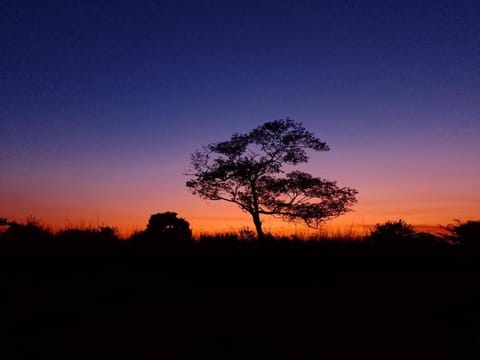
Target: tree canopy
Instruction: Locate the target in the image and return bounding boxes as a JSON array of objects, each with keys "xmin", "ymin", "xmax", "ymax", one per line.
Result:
[{"xmin": 186, "ymin": 119, "xmax": 358, "ymax": 239}]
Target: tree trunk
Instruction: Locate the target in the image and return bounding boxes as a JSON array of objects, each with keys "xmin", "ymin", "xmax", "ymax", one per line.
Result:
[
  {"xmin": 251, "ymin": 211, "xmax": 265, "ymax": 241},
  {"xmin": 249, "ymin": 179, "xmax": 265, "ymax": 240}
]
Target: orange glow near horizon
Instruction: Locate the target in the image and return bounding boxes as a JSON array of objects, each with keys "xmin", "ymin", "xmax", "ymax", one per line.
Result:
[
  {"xmin": 2, "ymin": 129, "xmax": 479, "ymax": 238},
  {"xmin": 3, "ymin": 190, "xmax": 479, "ymax": 238}
]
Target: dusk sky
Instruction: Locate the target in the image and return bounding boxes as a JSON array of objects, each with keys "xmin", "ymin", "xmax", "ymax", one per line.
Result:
[{"xmin": 1, "ymin": 0, "xmax": 479, "ymax": 235}]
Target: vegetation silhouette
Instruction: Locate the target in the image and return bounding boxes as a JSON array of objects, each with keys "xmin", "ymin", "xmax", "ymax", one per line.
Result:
[
  {"xmin": 186, "ymin": 119, "xmax": 358, "ymax": 240},
  {"xmin": 1, "ymin": 215, "xmax": 479, "ymax": 359},
  {"xmin": 127, "ymin": 212, "xmax": 193, "ymax": 255},
  {"xmin": 2, "ymin": 219, "xmax": 52, "ymax": 241},
  {"xmin": 0, "ymin": 218, "xmax": 124, "ymax": 255},
  {"xmin": 445, "ymin": 220, "xmax": 480, "ymax": 248},
  {"xmin": 0, "ymin": 218, "xmax": 53, "ymax": 255},
  {"xmin": 0, "ymin": 215, "xmax": 479, "ymax": 257},
  {"xmin": 367, "ymin": 219, "xmax": 441, "ymax": 253},
  {"xmin": 145, "ymin": 212, "xmax": 192, "ymax": 242}
]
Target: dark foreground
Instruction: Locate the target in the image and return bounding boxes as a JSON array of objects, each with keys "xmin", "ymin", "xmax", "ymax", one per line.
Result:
[{"xmin": 1, "ymin": 248, "xmax": 479, "ymax": 360}]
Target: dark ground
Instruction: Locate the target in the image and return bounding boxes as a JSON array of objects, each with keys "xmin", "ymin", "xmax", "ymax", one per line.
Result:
[{"xmin": 1, "ymin": 252, "xmax": 479, "ymax": 360}]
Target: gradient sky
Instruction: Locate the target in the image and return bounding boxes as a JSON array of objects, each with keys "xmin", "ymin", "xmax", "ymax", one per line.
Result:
[{"xmin": 1, "ymin": 0, "xmax": 479, "ymax": 235}]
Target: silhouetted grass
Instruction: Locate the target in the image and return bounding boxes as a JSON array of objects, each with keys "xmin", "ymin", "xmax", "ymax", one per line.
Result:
[
  {"xmin": 1, "ymin": 218, "xmax": 479, "ymax": 359},
  {"xmin": 0, "ymin": 217, "xmax": 479, "ymax": 257}
]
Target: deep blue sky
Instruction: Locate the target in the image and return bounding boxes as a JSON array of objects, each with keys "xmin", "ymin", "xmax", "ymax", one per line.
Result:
[{"xmin": 1, "ymin": 0, "xmax": 479, "ymax": 233}]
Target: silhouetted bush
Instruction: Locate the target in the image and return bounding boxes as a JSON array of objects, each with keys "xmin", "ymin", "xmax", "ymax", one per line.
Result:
[
  {"xmin": 1, "ymin": 219, "xmax": 52, "ymax": 242},
  {"xmin": 368, "ymin": 220, "xmax": 415, "ymax": 241},
  {"xmin": 0, "ymin": 219, "xmax": 53, "ymax": 255},
  {"xmin": 366, "ymin": 220, "xmax": 443, "ymax": 253},
  {"xmin": 144, "ymin": 212, "xmax": 192, "ymax": 243},
  {"xmin": 98, "ymin": 226, "xmax": 119, "ymax": 240},
  {"xmin": 445, "ymin": 220, "xmax": 480, "ymax": 248},
  {"xmin": 125, "ymin": 212, "xmax": 193, "ymax": 254}
]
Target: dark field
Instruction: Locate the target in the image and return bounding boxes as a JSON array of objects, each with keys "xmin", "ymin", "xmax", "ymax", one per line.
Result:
[{"xmin": 1, "ymin": 230, "xmax": 480, "ymax": 360}]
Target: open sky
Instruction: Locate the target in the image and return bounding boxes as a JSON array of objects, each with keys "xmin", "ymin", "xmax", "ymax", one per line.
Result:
[{"xmin": 1, "ymin": 0, "xmax": 479, "ymax": 236}]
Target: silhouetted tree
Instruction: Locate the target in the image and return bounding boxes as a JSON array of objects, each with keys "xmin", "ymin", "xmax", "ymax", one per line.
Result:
[
  {"xmin": 145, "ymin": 212, "xmax": 192, "ymax": 243},
  {"xmin": 186, "ymin": 119, "xmax": 358, "ymax": 240}
]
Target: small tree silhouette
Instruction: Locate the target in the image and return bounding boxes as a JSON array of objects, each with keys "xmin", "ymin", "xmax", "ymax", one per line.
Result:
[{"xmin": 145, "ymin": 212, "xmax": 192, "ymax": 243}]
